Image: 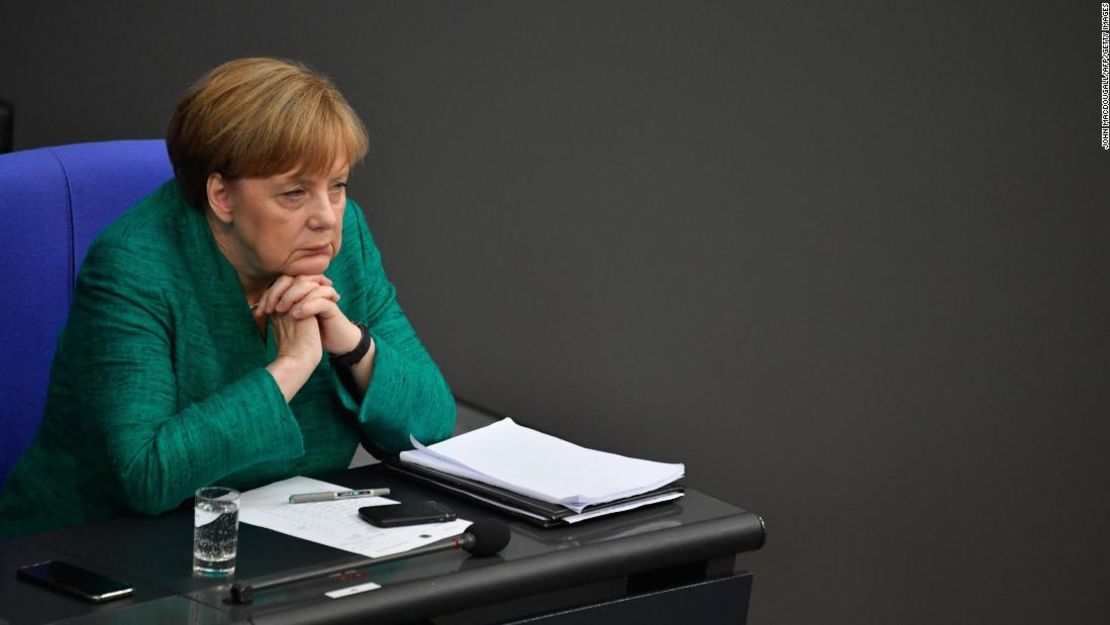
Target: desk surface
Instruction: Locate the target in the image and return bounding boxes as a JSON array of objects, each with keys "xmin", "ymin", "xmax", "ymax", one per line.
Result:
[{"xmin": 1, "ymin": 464, "xmax": 764, "ymax": 625}]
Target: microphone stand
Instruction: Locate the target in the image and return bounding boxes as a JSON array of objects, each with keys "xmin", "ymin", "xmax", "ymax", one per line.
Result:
[{"xmin": 230, "ymin": 535, "xmax": 467, "ymax": 605}]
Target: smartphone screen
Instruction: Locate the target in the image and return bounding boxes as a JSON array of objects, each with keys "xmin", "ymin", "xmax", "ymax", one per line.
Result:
[
  {"xmin": 17, "ymin": 560, "xmax": 134, "ymax": 603},
  {"xmin": 359, "ymin": 500, "xmax": 457, "ymax": 527}
]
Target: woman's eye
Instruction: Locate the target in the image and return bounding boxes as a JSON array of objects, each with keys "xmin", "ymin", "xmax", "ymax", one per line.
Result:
[
  {"xmin": 282, "ymin": 189, "xmax": 305, "ymax": 199},
  {"xmin": 330, "ymin": 182, "xmax": 348, "ymax": 192}
]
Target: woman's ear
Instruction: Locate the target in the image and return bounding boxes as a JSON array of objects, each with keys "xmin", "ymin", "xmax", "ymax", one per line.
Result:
[{"xmin": 206, "ymin": 173, "xmax": 235, "ymax": 224}]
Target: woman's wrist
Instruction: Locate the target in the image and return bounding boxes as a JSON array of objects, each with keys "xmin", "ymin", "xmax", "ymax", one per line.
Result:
[
  {"xmin": 266, "ymin": 355, "xmax": 316, "ymax": 402},
  {"xmin": 332, "ymin": 323, "xmax": 373, "ymax": 369},
  {"xmin": 332, "ymin": 321, "xmax": 364, "ymax": 356}
]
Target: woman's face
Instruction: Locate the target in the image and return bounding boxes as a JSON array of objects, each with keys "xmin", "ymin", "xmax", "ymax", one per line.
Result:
[{"xmin": 220, "ymin": 158, "xmax": 349, "ymax": 280}]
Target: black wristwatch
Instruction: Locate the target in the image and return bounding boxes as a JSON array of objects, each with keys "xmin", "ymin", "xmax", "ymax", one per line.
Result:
[{"xmin": 331, "ymin": 323, "xmax": 372, "ymax": 368}]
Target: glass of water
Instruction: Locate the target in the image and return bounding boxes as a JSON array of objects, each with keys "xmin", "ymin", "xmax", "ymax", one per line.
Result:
[{"xmin": 193, "ymin": 486, "xmax": 240, "ymax": 577}]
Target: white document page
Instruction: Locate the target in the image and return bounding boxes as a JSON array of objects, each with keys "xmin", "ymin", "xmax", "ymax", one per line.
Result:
[
  {"xmin": 401, "ymin": 418, "xmax": 684, "ymax": 512},
  {"xmin": 238, "ymin": 476, "xmax": 470, "ymax": 558},
  {"xmin": 561, "ymin": 492, "xmax": 686, "ymax": 523}
]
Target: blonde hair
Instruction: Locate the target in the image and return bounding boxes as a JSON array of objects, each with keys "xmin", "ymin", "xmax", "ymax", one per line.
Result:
[{"xmin": 166, "ymin": 57, "xmax": 369, "ymax": 209}]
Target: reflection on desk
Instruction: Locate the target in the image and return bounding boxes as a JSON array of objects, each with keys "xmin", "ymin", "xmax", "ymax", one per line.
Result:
[{"xmin": 1, "ymin": 463, "xmax": 765, "ymax": 625}]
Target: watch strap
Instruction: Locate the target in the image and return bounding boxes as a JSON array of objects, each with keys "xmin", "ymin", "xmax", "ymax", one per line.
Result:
[{"xmin": 332, "ymin": 323, "xmax": 372, "ymax": 368}]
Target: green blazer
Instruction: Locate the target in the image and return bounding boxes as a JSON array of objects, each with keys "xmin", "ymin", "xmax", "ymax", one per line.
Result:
[{"xmin": 0, "ymin": 180, "xmax": 455, "ymax": 538}]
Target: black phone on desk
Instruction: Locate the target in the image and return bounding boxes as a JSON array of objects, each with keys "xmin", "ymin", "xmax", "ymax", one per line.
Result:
[
  {"xmin": 359, "ymin": 500, "xmax": 456, "ymax": 527},
  {"xmin": 17, "ymin": 560, "xmax": 134, "ymax": 603}
]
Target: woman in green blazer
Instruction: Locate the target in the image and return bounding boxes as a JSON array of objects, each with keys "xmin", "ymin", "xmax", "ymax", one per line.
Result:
[{"xmin": 0, "ymin": 58, "xmax": 456, "ymax": 538}]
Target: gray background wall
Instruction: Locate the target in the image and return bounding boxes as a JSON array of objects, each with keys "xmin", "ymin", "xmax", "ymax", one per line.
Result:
[{"xmin": 2, "ymin": 1, "xmax": 1107, "ymax": 623}]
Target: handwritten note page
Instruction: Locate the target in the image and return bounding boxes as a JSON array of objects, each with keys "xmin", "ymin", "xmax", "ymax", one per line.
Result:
[{"xmin": 238, "ymin": 476, "xmax": 470, "ymax": 558}]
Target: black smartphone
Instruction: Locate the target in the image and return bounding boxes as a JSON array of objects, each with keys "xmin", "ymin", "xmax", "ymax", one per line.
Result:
[
  {"xmin": 17, "ymin": 560, "xmax": 134, "ymax": 603},
  {"xmin": 359, "ymin": 500, "xmax": 457, "ymax": 528}
]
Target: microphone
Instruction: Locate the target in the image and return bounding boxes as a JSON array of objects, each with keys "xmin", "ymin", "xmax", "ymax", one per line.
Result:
[
  {"xmin": 230, "ymin": 520, "xmax": 511, "ymax": 604},
  {"xmin": 454, "ymin": 519, "xmax": 511, "ymax": 556}
]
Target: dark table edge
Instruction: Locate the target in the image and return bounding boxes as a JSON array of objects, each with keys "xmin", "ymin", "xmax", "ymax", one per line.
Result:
[{"xmin": 249, "ymin": 510, "xmax": 766, "ymax": 625}]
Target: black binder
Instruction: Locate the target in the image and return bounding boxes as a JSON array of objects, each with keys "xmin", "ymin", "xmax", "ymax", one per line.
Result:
[{"xmin": 384, "ymin": 458, "xmax": 685, "ymax": 528}]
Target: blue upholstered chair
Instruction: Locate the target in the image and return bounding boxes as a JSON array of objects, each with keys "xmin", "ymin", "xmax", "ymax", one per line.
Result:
[{"xmin": 0, "ymin": 140, "xmax": 172, "ymax": 484}]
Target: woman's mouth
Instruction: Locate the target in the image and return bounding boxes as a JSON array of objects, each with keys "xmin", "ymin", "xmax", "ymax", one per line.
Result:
[{"xmin": 302, "ymin": 243, "xmax": 331, "ymax": 255}]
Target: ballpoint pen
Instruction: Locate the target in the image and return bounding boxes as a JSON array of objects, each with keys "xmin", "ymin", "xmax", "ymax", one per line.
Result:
[{"xmin": 288, "ymin": 488, "xmax": 391, "ymax": 504}]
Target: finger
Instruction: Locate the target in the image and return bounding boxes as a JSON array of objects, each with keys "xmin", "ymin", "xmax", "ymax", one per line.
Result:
[
  {"xmin": 253, "ymin": 284, "xmax": 276, "ymax": 318},
  {"xmin": 290, "ymin": 299, "xmax": 327, "ymax": 319},
  {"xmin": 254, "ymin": 288, "xmax": 279, "ymax": 318},
  {"xmin": 274, "ymin": 277, "xmax": 323, "ymax": 313},
  {"xmin": 289, "ymin": 279, "xmax": 337, "ymax": 310},
  {"xmin": 290, "ymin": 297, "xmax": 346, "ymax": 319},
  {"xmin": 302, "ymin": 284, "xmax": 339, "ymax": 302},
  {"xmin": 305, "ymin": 285, "xmax": 340, "ymax": 304},
  {"xmin": 262, "ymin": 276, "xmax": 296, "ymax": 315},
  {"xmin": 261, "ymin": 275, "xmax": 334, "ymax": 315},
  {"xmin": 290, "ymin": 287, "xmax": 340, "ymax": 317}
]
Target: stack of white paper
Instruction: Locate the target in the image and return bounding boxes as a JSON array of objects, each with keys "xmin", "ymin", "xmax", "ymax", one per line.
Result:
[{"xmin": 401, "ymin": 418, "xmax": 685, "ymax": 513}]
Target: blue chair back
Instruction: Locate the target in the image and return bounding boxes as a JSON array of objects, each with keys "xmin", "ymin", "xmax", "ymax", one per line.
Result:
[{"xmin": 0, "ymin": 140, "xmax": 172, "ymax": 483}]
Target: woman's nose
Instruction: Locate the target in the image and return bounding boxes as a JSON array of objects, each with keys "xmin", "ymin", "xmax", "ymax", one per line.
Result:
[{"xmin": 307, "ymin": 192, "xmax": 339, "ymax": 229}]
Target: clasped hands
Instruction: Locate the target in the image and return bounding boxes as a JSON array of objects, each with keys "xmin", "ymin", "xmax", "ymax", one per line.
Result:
[{"xmin": 254, "ymin": 274, "xmax": 362, "ymax": 371}]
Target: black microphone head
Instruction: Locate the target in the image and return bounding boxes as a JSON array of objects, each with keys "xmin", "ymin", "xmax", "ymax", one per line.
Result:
[{"xmin": 462, "ymin": 520, "xmax": 511, "ymax": 557}]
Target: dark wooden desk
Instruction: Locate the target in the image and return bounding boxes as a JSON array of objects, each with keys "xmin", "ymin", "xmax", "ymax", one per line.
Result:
[{"xmin": 0, "ymin": 464, "xmax": 764, "ymax": 625}]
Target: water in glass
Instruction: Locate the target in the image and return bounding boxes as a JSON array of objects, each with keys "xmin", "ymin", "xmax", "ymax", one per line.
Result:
[{"xmin": 193, "ymin": 487, "xmax": 239, "ymax": 576}]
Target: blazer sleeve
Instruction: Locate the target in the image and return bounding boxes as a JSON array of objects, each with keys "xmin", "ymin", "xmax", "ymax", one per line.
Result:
[
  {"xmin": 332, "ymin": 204, "xmax": 456, "ymax": 455},
  {"xmin": 68, "ymin": 241, "xmax": 306, "ymax": 516}
]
